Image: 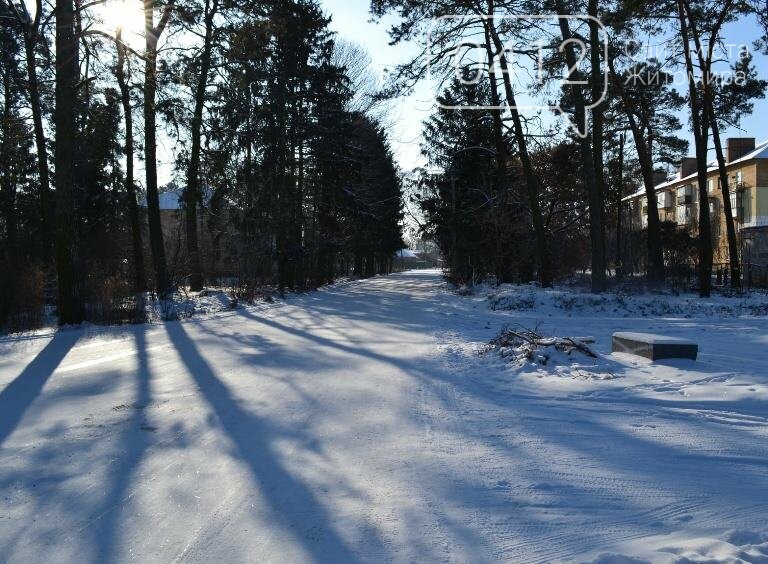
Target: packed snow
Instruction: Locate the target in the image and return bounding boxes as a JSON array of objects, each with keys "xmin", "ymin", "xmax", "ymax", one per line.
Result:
[
  {"xmin": 1, "ymin": 270, "xmax": 767, "ymax": 562},
  {"xmin": 611, "ymin": 332, "xmax": 697, "ymax": 346}
]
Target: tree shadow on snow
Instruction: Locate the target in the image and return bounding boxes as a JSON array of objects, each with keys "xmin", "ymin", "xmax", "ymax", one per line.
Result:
[
  {"xmin": 0, "ymin": 329, "xmax": 80, "ymax": 446},
  {"xmin": 164, "ymin": 320, "xmax": 379, "ymax": 563},
  {"xmin": 238, "ymin": 272, "xmax": 768, "ymax": 559},
  {"xmin": 91, "ymin": 323, "xmax": 153, "ymax": 562}
]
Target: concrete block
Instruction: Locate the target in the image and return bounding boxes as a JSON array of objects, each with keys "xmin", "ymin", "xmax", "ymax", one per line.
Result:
[{"xmin": 612, "ymin": 332, "xmax": 698, "ymax": 361}]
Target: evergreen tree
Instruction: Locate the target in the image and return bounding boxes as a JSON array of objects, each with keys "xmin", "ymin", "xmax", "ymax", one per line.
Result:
[
  {"xmin": 53, "ymin": 0, "xmax": 83, "ymax": 323},
  {"xmin": 418, "ymin": 77, "xmax": 527, "ymax": 284},
  {"xmin": 143, "ymin": 0, "xmax": 175, "ymax": 295}
]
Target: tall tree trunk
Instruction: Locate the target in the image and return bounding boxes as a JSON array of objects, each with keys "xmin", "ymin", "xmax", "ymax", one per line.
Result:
[
  {"xmin": 615, "ymin": 131, "xmax": 625, "ymax": 280},
  {"xmin": 482, "ymin": 25, "xmax": 508, "ymax": 192},
  {"xmin": 484, "ymin": 9, "xmax": 551, "ymax": 287},
  {"xmin": 684, "ymin": 0, "xmax": 739, "ymax": 289},
  {"xmin": 710, "ymin": 117, "xmax": 741, "ymax": 288},
  {"xmin": 54, "ymin": 0, "xmax": 82, "ymax": 323},
  {"xmin": 608, "ymin": 57, "xmax": 665, "ymax": 283},
  {"xmin": 483, "ymin": 24, "xmax": 518, "ymax": 280},
  {"xmin": 116, "ymin": 30, "xmax": 146, "ymax": 293},
  {"xmin": 143, "ymin": 0, "xmax": 174, "ymax": 295},
  {"xmin": 554, "ymin": 7, "xmax": 606, "ymax": 292},
  {"xmin": 1, "ymin": 69, "xmax": 18, "ymax": 271},
  {"xmin": 21, "ymin": 2, "xmax": 52, "ymax": 263},
  {"xmin": 0, "ymin": 175, "xmax": 17, "ymax": 274},
  {"xmin": 185, "ymin": 0, "xmax": 218, "ymax": 291},
  {"xmin": 295, "ymin": 132, "xmax": 305, "ymax": 288},
  {"xmin": 276, "ymin": 75, "xmax": 290, "ymax": 291},
  {"xmin": 588, "ymin": 0, "xmax": 607, "ymax": 281},
  {"xmin": 677, "ymin": 0, "xmax": 712, "ymax": 297}
]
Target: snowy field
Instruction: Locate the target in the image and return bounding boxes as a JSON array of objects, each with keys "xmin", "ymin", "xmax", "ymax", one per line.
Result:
[{"xmin": 1, "ymin": 270, "xmax": 767, "ymax": 563}]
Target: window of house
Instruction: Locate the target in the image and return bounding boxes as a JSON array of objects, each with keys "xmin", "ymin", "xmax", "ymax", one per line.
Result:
[
  {"xmin": 677, "ymin": 185, "xmax": 694, "ymax": 205},
  {"xmin": 730, "ymin": 191, "xmax": 742, "ymax": 220},
  {"xmin": 676, "ymin": 205, "xmax": 691, "ymax": 224},
  {"xmin": 743, "ymin": 188, "xmax": 751, "ymax": 224},
  {"xmin": 710, "ymin": 200, "xmax": 721, "ymax": 238}
]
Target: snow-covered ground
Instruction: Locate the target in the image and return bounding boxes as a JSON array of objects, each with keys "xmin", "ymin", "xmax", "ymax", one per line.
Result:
[{"xmin": 1, "ymin": 270, "xmax": 767, "ymax": 563}]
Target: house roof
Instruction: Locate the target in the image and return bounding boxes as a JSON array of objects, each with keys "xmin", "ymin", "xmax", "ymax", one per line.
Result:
[
  {"xmin": 139, "ymin": 186, "xmax": 215, "ymax": 210},
  {"xmin": 622, "ymin": 139, "xmax": 768, "ymax": 202},
  {"xmin": 157, "ymin": 191, "xmax": 184, "ymax": 210}
]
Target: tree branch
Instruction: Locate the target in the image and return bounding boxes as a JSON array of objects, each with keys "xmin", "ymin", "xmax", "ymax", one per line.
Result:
[
  {"xmin": 80, "ymin": 29, "xmax": 147, "ymax": 60},
  {"xmin": 154, "ymin": 0, "xmax": 175, "ymax": 37}
]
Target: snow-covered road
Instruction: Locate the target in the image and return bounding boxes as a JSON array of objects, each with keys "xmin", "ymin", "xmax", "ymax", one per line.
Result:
[{"xmin": 1, "ymin": 270, "xmax": 767, "ymax": 563}]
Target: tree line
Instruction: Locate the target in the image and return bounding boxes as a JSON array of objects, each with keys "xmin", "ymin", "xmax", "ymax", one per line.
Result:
[
  {"xmin": 374, "ymin": 0, "xmax": 767, "ymax": 294},
  {"xmin": 0, "ymin": 0, "xmax": 404, "ymax": 329}
]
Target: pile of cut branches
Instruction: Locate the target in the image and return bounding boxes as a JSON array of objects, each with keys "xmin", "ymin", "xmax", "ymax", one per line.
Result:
[{"xmin": 483, "ymin": 326, "xmax": 597, "ymax": 367}]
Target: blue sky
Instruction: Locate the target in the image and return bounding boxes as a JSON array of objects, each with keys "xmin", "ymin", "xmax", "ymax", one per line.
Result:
[
  {"xmin": 320, "ymin": 0, "xmax": 768, "ymax": 173},
  {"xmin": 319, "ymin": 0, "xmax": 433, "ymax": 171}
]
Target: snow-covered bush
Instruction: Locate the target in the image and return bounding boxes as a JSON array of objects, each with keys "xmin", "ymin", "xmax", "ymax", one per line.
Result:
[
  {"xmin": 476, "ymin": 283, "xmax": 768, "ymax": 319},
  {"xmin": 488, "ymin": 292, "xmax": 536, "ymax": 311}
]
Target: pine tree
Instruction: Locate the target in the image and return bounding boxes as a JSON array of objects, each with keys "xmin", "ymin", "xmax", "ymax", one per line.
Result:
[
  {"xmin": 115, "ymin": 29, "xmax": 147, "ymax": 293},
  {"xmin": 608, "ymin": 57, "xmax": 688, "ymax": 283},
  {"xmin": 143, "ymin": 0, "xmax": 175, "ymax": 295},
  {"xmin": 418, "ymin": 77, "xmax": 521, "ymax": 284},
  {"xmin": 54, "ymin": 0, "xmax": 83, "ymax": 323}
]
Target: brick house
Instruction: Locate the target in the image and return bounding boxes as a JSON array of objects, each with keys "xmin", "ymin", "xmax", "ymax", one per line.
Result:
[{"xmin": 623, "ymin": 138, "xmax": 768, "ymax": 283}]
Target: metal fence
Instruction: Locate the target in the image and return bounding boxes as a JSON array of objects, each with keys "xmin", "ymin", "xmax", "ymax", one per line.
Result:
[{"xmin": 712, "ymin": 262, "xmax": 768, "ymax": 290}]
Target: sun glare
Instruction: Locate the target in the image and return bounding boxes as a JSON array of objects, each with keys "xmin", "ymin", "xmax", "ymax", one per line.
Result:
[{"xmin": 96, "ymin": 0, "xmax": 145, "ymax": 48}]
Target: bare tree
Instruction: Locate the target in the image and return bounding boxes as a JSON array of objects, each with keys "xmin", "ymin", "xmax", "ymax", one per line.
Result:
[{"xmin": 331, "ymin": 40, "xmax": 383, "ymax": 116}]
